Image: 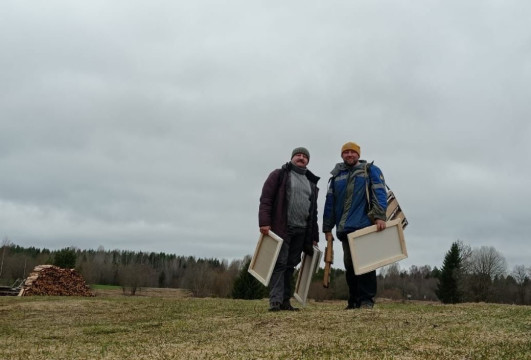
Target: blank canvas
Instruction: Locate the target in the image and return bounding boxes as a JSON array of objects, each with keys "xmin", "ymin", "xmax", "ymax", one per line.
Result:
[
  {"xmin": 294, "ymin": 246, "xmax": 322, "ymax": 306},
  {"xmin": 347, "ymin": 218, "xmax": 407, "ymax": 275},
  {"xmin": 248, "ymin": 231, "xmax": 283, "ymax": 286}
]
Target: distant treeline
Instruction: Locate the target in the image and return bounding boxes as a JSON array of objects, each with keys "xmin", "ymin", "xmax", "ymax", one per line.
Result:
[
  {"xmin": 0, "ymin": 242, "xmax": 529, "ymax": 305},
  {"xmin": 0, "ymin": 244, "xmax": 241, "ymax": 297}
]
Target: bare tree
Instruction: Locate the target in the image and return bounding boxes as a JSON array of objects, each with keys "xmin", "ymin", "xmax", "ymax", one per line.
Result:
[
  {"xmin": 513, "ymin": 265, "xmax": 528, "ymax": 285},
  {"xmin": 181, "ymin": 261, "xmax": 215, "ymax": 297},
  {"xmin": 378, "ymin": 263, "xmax": 408, "ymax": 300},
  {"xmin": 469, "ymin": 246, "xmax": 507, "ymax": 278},
  {"xmin": 0, "ymin": 237, "xmax": 13, "ymax": 278},
  {"xmin": 467, "ymin": 246, "xmax": 507, "ymax": 302},
  {"xmin": 384, "ymin": 263, "xmax": 401, "ymax": 278},
  {"xmin": 456, "ymin": 240, "xmax": 473, "ymax": 274},
  {"xmin": 118, "ymin": 263, "xmax": 154, "ymax": 295},
  {"xmin": 512, "ymin": 265, "xmax": 529, "ymax": 304}
]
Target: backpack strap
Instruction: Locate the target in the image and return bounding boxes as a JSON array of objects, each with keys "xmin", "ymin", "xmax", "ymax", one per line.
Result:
[{"xmin": 364, "ymin": 162, "xmax": 374, "ymax": 210}]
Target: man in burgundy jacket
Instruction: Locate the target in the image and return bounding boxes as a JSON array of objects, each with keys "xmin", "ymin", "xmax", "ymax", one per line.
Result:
[{"xmin": 258, "ymin": 147, "xmax": 320, "ymax": 311}]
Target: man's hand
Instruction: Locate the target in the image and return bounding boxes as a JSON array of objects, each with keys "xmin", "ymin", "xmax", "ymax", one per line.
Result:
[
  {"xmin": 325, "ymin": 232, "xmax": 334, "ymax": 242},
  {"xmin": 303, "ymin": 243, "xmax": 314, "ymax": 256},
  {"xmin": 375, "ymin": 219, "xmax": 386, "ymax": 232},
  {"xmin": 259, "ymin": 226, "xmax": 270, "ymax": 235}
]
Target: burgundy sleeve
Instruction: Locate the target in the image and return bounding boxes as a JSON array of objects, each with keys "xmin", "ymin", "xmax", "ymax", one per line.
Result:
[{"xmin": 258, "ymin": 169, "xmax": 280, "ymax": 227}]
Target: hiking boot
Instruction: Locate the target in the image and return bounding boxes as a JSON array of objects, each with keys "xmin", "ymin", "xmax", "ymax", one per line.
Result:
[
  {"xmin": 280, "ymin": 300, "xmax": 300, "ymax": 311},
  {"xmin": 360, "ymin": 302, "xmax": 374, "ymax": 309},
  {"xmin": 269, "ymin": 302, "xmax": 281, "ymax": 312}
]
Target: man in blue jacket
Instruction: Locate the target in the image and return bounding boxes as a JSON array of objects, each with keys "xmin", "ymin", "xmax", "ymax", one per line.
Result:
[{"xmin": 323, "ymin": 142, "xmax": 387, "ymax": 309}]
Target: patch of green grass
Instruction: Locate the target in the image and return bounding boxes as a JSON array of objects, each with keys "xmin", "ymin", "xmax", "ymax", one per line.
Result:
[
  {"xmin": 0, "ymin": 297, "xmax": 529, "ymax": 359},
  {"xmin": 90, "ymin": 284, "xmax": 121, "ymax": 290},
  {"xmin": 83, "ymin": 325, "xmax": 131, "ymax": 335}
]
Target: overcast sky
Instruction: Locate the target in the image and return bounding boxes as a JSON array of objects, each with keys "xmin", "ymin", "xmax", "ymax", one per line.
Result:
[{"xmin": 1, "ymin": 1, "xmax": 530, "ymax": 272}]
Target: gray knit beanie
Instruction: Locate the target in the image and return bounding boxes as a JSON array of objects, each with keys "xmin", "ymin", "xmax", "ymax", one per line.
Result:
[{"xmin": 291, "ymin": 147, "xmax": 310, "ymax": 160}]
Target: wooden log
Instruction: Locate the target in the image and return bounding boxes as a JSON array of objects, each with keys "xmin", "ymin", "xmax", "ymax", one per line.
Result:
[{"xmin": 18, "ymin": 265, "xmax": 94, "ymax": 297}]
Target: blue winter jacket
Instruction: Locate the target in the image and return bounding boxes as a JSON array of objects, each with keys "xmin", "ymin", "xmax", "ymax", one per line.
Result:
[{"xmin": 322, "ymin": 160, "xmax": 387, "ymax": 234}]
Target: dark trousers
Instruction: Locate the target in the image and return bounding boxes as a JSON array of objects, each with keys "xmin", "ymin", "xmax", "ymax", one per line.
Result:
[
  {"xmin": 268, "ymin": 227, "xmax": 305, "ymax": 304},
  {"xmin": 338, "ymin": 232, "xmax": 377, "ymax": 306}
]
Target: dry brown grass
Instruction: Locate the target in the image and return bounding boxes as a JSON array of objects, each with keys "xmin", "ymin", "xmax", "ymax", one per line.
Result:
[
  {"xmin": 93, "ymin": 287, "xmax": 192, "ymax": 298},
  {"xmin": 1, "ymin": 296, "xmax": 529, "ymax": 359}
]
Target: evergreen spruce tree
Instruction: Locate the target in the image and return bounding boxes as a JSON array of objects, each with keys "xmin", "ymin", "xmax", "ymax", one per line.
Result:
[
  {"xmin": 52, "ymin": 248, "xmax": 77, "ymax": 269},
  {"xmin": 436, "ymin": 242, "xmax": 462, "ymax": 303},
  {"xmin": 232, "ymin": 258, "xmax": 268, "ymax": 299}
]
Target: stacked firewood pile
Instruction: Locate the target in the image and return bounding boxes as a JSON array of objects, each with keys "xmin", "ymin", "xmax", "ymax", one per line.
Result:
[{"xmin": 19, "ymin": 265, "xmax": 94, "ymax": 297}]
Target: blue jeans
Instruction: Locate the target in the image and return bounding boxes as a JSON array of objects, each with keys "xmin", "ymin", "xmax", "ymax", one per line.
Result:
[{"xmin": 268, "ymin": 227, "xmax": 305, "ymax": 304}]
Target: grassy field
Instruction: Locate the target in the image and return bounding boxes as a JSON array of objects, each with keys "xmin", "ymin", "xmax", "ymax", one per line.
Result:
[
  {"xmin": 90, "ymin": 286, "xmax": 192, "ymax": 298},
  {"xmin": 0, "ymin": 293, "xmax": 530, "ymax": 360}
]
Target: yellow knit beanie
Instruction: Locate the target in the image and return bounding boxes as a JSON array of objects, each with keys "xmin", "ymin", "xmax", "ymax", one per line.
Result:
[{"xmin": 341, "ymin": 142, "xmax": 360, "ymax": 156}]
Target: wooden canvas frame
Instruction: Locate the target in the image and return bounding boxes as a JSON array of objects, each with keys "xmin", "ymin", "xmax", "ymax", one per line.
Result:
[
  {"xmin": 248, "ymin": 231, "xmax": 284, "ymax": 286},
  {"xmin": 386, "ymin": 190, "xmax": 408, "ymax": 229},
  {"xmin": 347, "ymin": 218, "xmax": 407, "ymax": 275},
  {"xmin": 293, "ymin": 246, "xmax": 322, "ymax": 306}
]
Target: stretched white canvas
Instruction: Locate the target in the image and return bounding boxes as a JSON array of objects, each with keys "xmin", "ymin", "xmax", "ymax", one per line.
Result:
[
  {"xmin": 294, "ymin": 246, "xmax": 322, "ymax": 306},
  {"xmin": 347, "ymin": 218, "xmax": 407, "ymax": 275},
  {"xmin": 248, "ymin": 231, "xmax": 284, "ymax": 286}
]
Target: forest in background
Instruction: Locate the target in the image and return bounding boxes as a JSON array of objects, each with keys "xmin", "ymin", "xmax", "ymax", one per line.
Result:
[{"xmin": 0, "ymin": 240, "xmax": 529, "ymax": 305}]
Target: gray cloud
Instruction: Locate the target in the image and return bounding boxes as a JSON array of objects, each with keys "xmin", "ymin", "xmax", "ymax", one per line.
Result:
[{"xmin": 1, "ymin": 1, "xmax": 530, "ymax": 271}]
